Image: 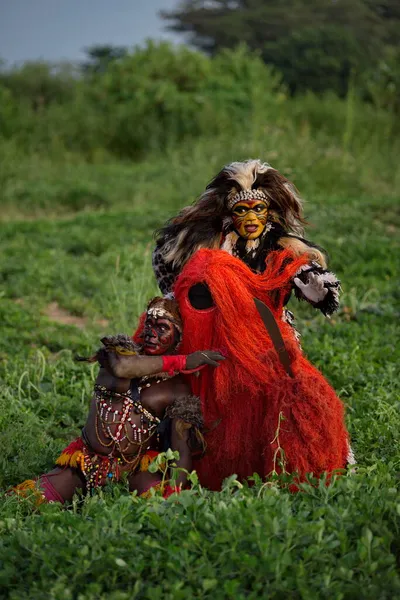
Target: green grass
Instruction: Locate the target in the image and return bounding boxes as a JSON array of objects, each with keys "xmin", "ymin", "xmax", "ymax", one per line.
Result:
[{"xmin": 0, "ymin": 129, "xmax": 399, "ymax": 598}]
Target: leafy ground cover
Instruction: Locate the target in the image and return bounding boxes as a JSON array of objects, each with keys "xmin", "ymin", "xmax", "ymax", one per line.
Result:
[{"xmin": 0, "ymin": 128, "xmax": 399, "ymax": 598}]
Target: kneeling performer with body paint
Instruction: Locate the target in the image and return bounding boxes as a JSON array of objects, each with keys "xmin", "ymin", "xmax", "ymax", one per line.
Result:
[{"xmin": 14, "ymin": 297, "xmax": 224, "ymax": 503}]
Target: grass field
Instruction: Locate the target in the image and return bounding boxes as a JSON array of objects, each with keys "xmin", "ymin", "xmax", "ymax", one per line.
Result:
[{"xmin": 0, "ymin": 126, "xmax": 399, "ymax": 599}]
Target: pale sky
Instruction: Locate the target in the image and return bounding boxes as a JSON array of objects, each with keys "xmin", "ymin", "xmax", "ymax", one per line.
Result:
[{"xmin": 0, "ymin": 0, "xmax": 184, "ymax": 65}]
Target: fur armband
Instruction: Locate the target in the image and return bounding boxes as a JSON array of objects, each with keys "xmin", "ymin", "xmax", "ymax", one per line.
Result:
[
  {"xmin": 76, "ymin": 333, "xmax": 140, "ymax": 364},
  {"xmin": 165, "ymin": 395, "xmax": 204, "ymax": 430},
  {"xmin": 100, "ymin": 334, "xmax": 140, "ymax": 354},
  {"xmin": 165, "ymin": 395, "xmax": 205, "ymax": 453},
  {"xmin": 293, "ymin": 262, "xmax": 341, "ymax": 316}
]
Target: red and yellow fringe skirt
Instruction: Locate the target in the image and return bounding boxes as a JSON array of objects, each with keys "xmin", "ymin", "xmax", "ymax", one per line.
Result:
[
  {"xmin": 12, "ymin": 437, "xmax": 167, "ymax": 503},
  {"xmin": 55, "ymin": 437, "xmax": 160, "ymax": 488}
]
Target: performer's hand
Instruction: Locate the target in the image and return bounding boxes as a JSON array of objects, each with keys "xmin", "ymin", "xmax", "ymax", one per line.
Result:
[
  {"xmin": 294, "ymin": 273, "xmax": 328, "ymax": 303},
  {"xmin": 95, "ymin": 334, "xmax": 140, "ymax": 378},
  {"xmin": 186, "ymin": 351, "xmax": 225, "ymax": 370}
]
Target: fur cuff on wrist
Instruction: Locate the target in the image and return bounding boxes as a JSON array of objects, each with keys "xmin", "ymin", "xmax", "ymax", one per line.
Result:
[{"xmin": 293, "ymin": 262, "xmax": 341, "ymax": 316}]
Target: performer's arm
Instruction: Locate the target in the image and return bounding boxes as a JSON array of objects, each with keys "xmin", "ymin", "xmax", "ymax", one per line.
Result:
[
  {"xmin": 293, "ymin": 261, "xmax": 341, "ymax": 316},
  {"xmin": 152, "ymin": 243, "xmax": 177, "ymax": 296},
  {"xmin": 95, "ymin": 366, "xmax": 131, "ymax": 394},
  {"xmin": 102, "ymin": 350, "xmax": 225, "ymax": 380}
]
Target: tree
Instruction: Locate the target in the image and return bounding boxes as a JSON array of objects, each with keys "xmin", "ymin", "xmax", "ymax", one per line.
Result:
[
  {"xmin": 81, "ymin": 45, "xmax": 128, "ymax": 75},
  {"xmin": 161, "ymin": 0, "xmax": 400, "ymax": 95}
]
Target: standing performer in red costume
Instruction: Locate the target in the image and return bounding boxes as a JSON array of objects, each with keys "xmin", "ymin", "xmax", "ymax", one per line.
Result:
[
  {"xmin": 174, "ymin": 248, "xmax": 352, "ymax": 490},
  {"xmin": 150, "ymin": 158, "xmax": 352, "ymax": 489}
]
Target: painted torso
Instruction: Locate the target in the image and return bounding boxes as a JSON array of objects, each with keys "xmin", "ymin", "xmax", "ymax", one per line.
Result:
[{"xmin": 83, "ymin": 373, "xmax": 189, "ymax": 466}]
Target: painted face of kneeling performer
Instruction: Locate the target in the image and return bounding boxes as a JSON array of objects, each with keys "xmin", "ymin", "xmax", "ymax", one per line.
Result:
[
  {"xmin": 12, "ymin": 297, "xmax": 224, "ymax": 504},
  {"xmin": 142, "ymin": 298, "xmax": 183, "ymax": 356}
]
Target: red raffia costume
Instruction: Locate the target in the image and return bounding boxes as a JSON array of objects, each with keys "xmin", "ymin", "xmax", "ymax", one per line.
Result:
[{"xmin": 174, "ymin": 248, "xmax": 350, "ymax": 491}]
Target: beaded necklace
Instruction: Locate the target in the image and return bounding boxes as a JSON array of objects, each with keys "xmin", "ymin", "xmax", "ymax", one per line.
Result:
[
  {"xmin": 82, "ymin": 375, "xmax": 176, "ymax": 491},
  {"xmin": 94, "ymin": 384, "xmax": 161, "ymax": 465}
]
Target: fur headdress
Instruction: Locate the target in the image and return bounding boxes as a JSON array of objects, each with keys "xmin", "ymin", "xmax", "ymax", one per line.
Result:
[{"xmin": 156, "ymin": 159, "xmax": 311, "ymax": 271}]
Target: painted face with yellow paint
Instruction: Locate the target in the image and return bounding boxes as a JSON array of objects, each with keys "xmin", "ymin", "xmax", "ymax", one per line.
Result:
[{"xmin": 231, "ymin": 200, "xmax": 269, "ymax": 240}]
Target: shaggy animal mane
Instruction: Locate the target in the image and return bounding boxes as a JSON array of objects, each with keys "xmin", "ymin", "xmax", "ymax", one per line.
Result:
[{"xmin": 155, "ymin": 159, "xmax": 309, "ymax": 269}]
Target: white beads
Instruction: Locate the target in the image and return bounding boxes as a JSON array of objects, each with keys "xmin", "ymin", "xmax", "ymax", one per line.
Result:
[{"xmin": 226, "ymin": 189, "xmax": 270, "ymax": 210}]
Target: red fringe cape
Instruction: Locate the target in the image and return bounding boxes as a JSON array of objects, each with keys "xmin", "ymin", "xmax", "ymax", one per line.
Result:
[{"xmin": 173, "ymin": 248, "xmax": 349, "ymax": 490}]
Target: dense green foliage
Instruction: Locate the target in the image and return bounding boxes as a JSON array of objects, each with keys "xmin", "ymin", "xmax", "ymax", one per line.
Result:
[
  {"xmin": 0, "ymin": 44, "xmax": 399, "ymax": 599},
  {"xmin": 162, "ymin": 0, "xmax": 400, "ymax": 101},
  {"xmin": 1, "ymin": 41, "xmax": 399, "ymax": 162},
  {"xmin": 1, "ymin": 475, "xmax": 399, "ymax": 599},
  {"xmin": 0, "ymin": 43, "xmax": 283, "ymax": 159}
]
